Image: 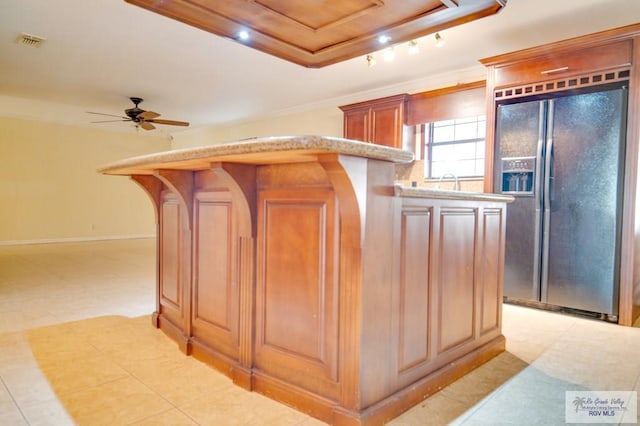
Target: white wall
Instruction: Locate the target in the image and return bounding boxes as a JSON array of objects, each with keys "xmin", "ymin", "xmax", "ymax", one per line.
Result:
[
  {"xmin": 0, "ymin": 117, "xmax": 171, "ymax": 244},
  {"xmin": 172, "ymin": 106, "xmax": 343, "ymax": 149}
]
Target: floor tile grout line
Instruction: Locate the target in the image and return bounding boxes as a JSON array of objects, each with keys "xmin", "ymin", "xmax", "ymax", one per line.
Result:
[{"xmin": 0, "ymin": 374, "xmax": 30, "ymax": 425}]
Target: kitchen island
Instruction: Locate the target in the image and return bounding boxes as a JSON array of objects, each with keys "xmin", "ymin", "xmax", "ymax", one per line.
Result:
[{"xmin": 99, "ymin": 136, "xmax": 512, "ymax": 425}]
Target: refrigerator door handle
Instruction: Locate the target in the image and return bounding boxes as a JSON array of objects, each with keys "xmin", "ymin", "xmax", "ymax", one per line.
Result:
[
  {"xmin": 532, "ymin": 101, "xmax": 546, "ymax": 300},
  {"xmin": 540, "ymin": 100, "xmax": 555, "ymax": 302}
]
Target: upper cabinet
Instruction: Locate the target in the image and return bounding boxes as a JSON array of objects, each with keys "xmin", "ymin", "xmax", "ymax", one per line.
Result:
[
  {"xmin": 340, "ymin": 94, "xmax": 408, "ymax": 149},
  {"xmin": 487, "ymin": 39, "xmax": 632, "ymax": 90}
]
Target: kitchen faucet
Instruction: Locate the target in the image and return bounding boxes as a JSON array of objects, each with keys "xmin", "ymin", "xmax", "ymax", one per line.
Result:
[{"xmin": 438, "ymin": 173, "xmax": 460, "ymax": 191}]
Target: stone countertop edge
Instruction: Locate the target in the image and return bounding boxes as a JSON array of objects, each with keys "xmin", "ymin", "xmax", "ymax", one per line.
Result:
[
  {"xmin": 394, "ymin": 185, "xmax": 515, "ymax": 203},
  {"xmin": 97, "ymin": 135, "xmax": 415, "ymax": 174}
]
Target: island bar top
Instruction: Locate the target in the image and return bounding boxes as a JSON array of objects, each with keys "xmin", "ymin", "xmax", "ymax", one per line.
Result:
[
  {"xmin": 99, "ymin": 134, "xmax": 510, "ymax": 425},
  {"xmin": 98, "ymin": 135, "xmax": 415, "ymax": 175}
]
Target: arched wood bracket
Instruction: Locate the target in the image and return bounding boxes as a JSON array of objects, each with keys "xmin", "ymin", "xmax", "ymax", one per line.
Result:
[
  {"xmin": 154, "ymin": 170, "xmax": 194, "ymax": 230},
  {"xmin": 317, "ymin": 154, "xmax": 365, "ymax": 247},
  {"xmin": 210, "ymin": 162, "xmax": 256, "ymax": 238},
  {"xmin": 131, "ymin": 175, "xmax": 164, "ymax": 223}
]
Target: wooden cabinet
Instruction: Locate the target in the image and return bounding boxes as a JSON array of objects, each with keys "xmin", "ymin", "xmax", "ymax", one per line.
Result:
[
  {"xmin": 340, "ymin": 94, "xmax": 408, "ymax": 149},
  {"xmin": 489, "ymin": 39, "xmax": 632, "ymax": 89}
]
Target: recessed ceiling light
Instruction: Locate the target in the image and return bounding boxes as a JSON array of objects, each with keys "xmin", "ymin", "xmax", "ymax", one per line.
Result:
[
  {"xmin": 237, "ymin": 30, "xmax": 250, "ymax": 41},
  {"xmin": 377, "ymin": 35, "xmax": 391, "ymax": 44}
]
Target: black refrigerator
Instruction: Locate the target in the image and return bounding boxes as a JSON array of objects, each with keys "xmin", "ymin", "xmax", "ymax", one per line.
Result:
[{"xmin": 494, "ymin": 83, "xmax": 628, "ymax": 321}]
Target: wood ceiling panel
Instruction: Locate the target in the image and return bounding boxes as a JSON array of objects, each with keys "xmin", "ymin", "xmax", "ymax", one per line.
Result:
[{"xmin": 124, "ymin": 0, "xmax": 506, "ymax": 68}]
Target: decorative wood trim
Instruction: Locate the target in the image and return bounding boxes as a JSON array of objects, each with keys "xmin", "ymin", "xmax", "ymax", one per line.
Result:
[
  {"xmin": 154, "ymin": 170, "xmax": 194, "ymax": 230},
  {"xmin": 481, "ymin": 23, "xmax": 640, "ymax": 67},
  {"xmin": 334, "ymin": 335, "xmax": 505, "ymax": 426},
  {"xmin": 209, "ymin": 163, "xmax": 257, "ymax": 371},
  {"xmin": 125, "ymin": 0, "xmax": 502, "ymax": 68},
  {"xmin": 618, "ymin": 35, "xmax": 640, "ymax": 326},
  {"xmin": 131, "ymin": 174, "xmax": 164, "ymax": 321},
  {"xmin": 317, "ymin": 154, "xmax": 365, "ymax": 410},
  {"xmin": 407, "ymin": 81, "xmax": 486, "ymax": 126},
  {"xmin": 493, "ymin": 68, "xmax": 631, "ymax": 101},
  {"xmin": 131, "ymin": 175, "xmax": 163, "ymax": 222},
  {"xmin": 211, "ymin": 162, "xmax": 257, "ymax": 236}
]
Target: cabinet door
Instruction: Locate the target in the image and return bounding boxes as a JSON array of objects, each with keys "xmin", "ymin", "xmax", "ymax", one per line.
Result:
[
  {"xmin": 371, "ymin": 101, "xmax": 404, "ymax": 148},
  {"xmin": 343, "ymin": 106, "xmax": 369, "ymax": 142}
]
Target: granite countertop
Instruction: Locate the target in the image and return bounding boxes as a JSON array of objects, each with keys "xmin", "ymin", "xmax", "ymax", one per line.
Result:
[
  {"xmin": 98, "ymin": 135, "xmax": 415, "ymax": 175},
  {"xmin": 394, "ymin": 184, "xmax": 514, "ymax": 203}
]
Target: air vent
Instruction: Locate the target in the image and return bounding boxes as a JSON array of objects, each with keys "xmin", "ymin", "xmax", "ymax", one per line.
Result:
[
  {"xmin": 494, "ymin": 68, "xmax": 631, "ymax": 100},
  {"xmin": 16, "ymin": 33, "xmax": 46, "ymax": 48}
]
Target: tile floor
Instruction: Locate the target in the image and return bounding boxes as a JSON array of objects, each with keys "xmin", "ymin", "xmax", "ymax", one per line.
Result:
[{"xmin": 0, "ymin": 238, "xmax": 639, "ymax": 425}]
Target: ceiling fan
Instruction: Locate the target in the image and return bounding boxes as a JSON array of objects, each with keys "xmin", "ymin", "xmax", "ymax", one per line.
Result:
[{"xmin": 88, "ymin": 97, "xmax": 189, "ymax": 131}]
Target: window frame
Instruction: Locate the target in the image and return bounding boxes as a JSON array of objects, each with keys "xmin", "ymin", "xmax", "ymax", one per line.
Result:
[{"xmin": 423, "ymin": 115, "xmax": 486, "ymax": 179}]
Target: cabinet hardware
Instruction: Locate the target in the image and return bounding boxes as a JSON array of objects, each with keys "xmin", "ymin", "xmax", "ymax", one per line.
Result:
[{"xmin": 540, "ymin": 66, "xmax": 569, "ymax": 75}]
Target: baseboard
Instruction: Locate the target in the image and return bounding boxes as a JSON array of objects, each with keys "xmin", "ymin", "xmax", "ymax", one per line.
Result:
[{"xmin": 0, "ymin": 234, "xmax": 155, "ymax": 246}]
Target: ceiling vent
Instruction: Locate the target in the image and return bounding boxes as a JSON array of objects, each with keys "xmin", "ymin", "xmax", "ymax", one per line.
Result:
[{"xmin": 17, "ymin": 33, "xmax": 46, "ymax": 48}]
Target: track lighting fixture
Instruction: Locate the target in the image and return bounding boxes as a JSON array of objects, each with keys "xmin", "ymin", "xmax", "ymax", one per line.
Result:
[
  {"xmin": 435, "ymin": 32, "xmax": 445, "ymax": 47},
  {"xmin": 366, "ymin": 54, "xmax": 376, "ymax": 68},
  {"xmin": 407, "ymin": 40, "xmax": 419, "ymax": 55}
]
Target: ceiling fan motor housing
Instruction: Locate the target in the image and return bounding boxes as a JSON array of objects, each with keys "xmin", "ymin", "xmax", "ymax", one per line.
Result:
[{"xmin": 125, "ymin": 97, "xmax": 145, "ymax": 121}]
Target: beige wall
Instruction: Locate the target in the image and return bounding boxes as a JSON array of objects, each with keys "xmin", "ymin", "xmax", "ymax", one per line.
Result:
[
  {"xmin": 172, "ymin": 106, "xmax": 343, "ymax": 149},
  {"xmin": 0, "ymin": 117, "xmax": 171, "ymax": 244}
]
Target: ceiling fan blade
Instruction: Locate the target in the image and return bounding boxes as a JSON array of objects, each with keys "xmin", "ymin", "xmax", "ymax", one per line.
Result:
[
  {"xmin": 137, "ymin": 110, "xmax": 160, "ymax": 120},
  {"xmin": 147, "ymin": 119, "xmax": 190, "ymax": 127},
  {"xmin": 91, "ymin": 119, "xmax": 132, "ymax": 123},
  {"xmin": 139, "ymin": 121, "xmax": 156, "ymax": 131},
  {"xmin": 87, "ymin": 111, "xmax": 129, "ymax": 119}
]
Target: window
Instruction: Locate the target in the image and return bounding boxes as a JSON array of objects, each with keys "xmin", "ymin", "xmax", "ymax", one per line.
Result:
[{"xmin": 421, "ymin": 115, "xmax": 486, "ymax": 179}]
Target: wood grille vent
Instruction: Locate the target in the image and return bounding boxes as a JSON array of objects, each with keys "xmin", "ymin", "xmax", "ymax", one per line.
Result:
[{"xmin": 494, "ymin": 68, "xmax": 631, "ymax": 100}]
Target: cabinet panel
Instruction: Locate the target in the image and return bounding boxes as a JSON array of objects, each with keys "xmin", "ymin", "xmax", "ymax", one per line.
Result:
[
  {"xmin": 398, "ymin": 207, "xmax": 432, "ymax": 373},
  {"xmin": 493, "ymin": 40, "xmax": 632, "ymax": 88},
  {"xmin": 255, "ymin": 187, "xmax": 339, "ymax": 398},
  {"xmin": 480, "ymin": 208, "xmax": 503, "ymax": 334},
  {"xmin": 159, "ymin": 193, "xmax": 188, "ymax": 330},
  {"xmin": 437, "ymin": 208, "xmax": 477, "ymax": 354},
  {"xmin": 343, "ymin": 107, "xmax": 369, "ymax": 142},
  {"xmin": 371, "ymin": 101, "xmax": 403, "ymax": 148},
  {"xmin": 192, "ymin": 191, "xmax": 240, "ymax": 360}
]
